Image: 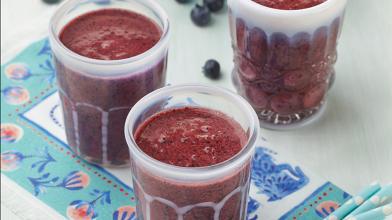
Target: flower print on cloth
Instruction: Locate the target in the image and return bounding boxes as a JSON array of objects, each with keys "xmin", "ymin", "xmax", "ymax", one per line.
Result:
[
  {"xmin": 279, "ymin": 182, "xmax": 351, "ymax": 220},
  {"xmin": 29, "ymin": 147, "xmax": 56, "ymax": 173},
  {"xmin": 1, "ymin": 151, "xmax": 24, "ymax": 171},
  {"xmin": 37, "ymin": 39, "xmax": 56, "ymax": 83},
  {"xmin": 28, "ymin": 170, "xmax": 89, "ymax": 196},
  {"xmin": 67, "ymin": 201, "xmax": 96, "ymax": 220},
  {"xmin": 67, "ymin": 190, "xmax": 111, "ymax": 220},
  {"xmin": 1, "ymin": 147, "xmax": 55, "ymax": 172},
  {"xmin": 247, "ymin": 197, "xmax": 261, "ymax": 220},
  {"xmin": 37, "ymin": 59, "xmax": 56, "ymax": 84},
  {"xmin": 62, "ymin": 170, "xmax": 90, "ymax": 190},
  {"xmin": 315, "ymin": 200, "xmax": 340, "ymax": 218},
  {"xmin": 4, "ymin": 63, "xmax": 32, "ymax": 81},
  {"xmin": 37, "ymin": 39, "xmax": 52, "ymax": 57},
  {"xmin": 1, "ymin": 86, "xmax": 30, "ymax": 105},
  {"xmin": 113, "ymin": 206, "xmax": 136, "ymax": 220},
  {"xmin": 251, "ymin": 147, "xmax": 309, "ymax": 201},
  {"xmin": 4, "ymin": 61, "xmax": 56, "ymax": 83},
  {"xmin": 1, "ymin": 123, "xmax": 23, "ymax": 143}
]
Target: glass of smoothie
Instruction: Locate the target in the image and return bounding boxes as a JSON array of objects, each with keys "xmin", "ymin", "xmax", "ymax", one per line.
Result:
[
  {"xmin": 124, "ymin": 84, "xmax": 260, "ymax": 219},
  {"xmin": 228, "ymin": 0, "xmax": 347, "ymax": 129},
  {"xmin": 49, "ymin": 0, "xmax": 169, "ymax": 166}
]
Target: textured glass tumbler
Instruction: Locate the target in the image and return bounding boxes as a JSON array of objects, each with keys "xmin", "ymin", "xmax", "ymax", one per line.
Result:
[
  {"xmin": 228, "ymin": 0, "xmax": 347, "ymax": 129},
  {"xmin": 49, "ymin": 0, "xmax": 169, "ymax": 166},
  {"xmin": 125, "ymin": 85, "xmax": 260, "ymax": 220}
]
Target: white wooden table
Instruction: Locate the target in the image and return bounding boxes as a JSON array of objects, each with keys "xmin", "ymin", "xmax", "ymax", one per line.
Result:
[{"xmin": 1, "ymin": 0, "xmax": 392, "ymax": 219}]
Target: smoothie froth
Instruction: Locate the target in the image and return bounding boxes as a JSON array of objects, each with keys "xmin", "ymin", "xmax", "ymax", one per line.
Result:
[
  {"xmin": 134, "ymin": 107, "xmax": 247, "ymax": 167},
  {"xmin": 60, "ymin": 9, "xmax": 162, "ymax": 60},
  {"xmin": 252, "ymin": 0, "xmax": 326, "ymax": 10}
]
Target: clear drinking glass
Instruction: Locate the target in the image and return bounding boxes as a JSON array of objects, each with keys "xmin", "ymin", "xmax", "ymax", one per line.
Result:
[
  {"xmin": 124, "ymin": 84, "xmax": 260, "ymax": 220},
  {"xmin": 49, "ymin": 0, "xmax": 169, "ymax": 166},
  {"xmin": 228, "ymin": 0, "xmax": 347, "ymax": 129}
]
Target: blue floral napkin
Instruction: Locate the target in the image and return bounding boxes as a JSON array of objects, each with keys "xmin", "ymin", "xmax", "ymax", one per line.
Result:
[{"xmin": 1, "ymin": 38, "xmax": 350, "ymax": 220}]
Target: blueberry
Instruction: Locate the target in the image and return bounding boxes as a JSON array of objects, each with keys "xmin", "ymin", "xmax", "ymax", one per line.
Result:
[
  {"xmin": 176, "ymin": 0, "xmax": 191, "ymax": 3},
  {"xmin": 203, "ymin": 59, "xmax": 221, "ymax": 79},
  {"xmin": 42, "ymin": 0, "xmax": 61, "ymax": 4},
  {"xmin": 203, "ymin": 0, "xmax": 224, "ymax": 12},
  {"xmin": 191, "ymin": 4, "xmax": 211, "ymax": 27}
]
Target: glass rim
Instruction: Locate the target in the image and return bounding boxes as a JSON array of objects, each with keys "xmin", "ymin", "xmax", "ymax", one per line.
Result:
[
  {"xmin": 124, "ymin": 84, "xmax": 260, "ymax": 181},
  {"xmin": 48, "ymin": 0, "xmax": 170, "ymax": 66},
  {"xmin": 232, "ymin": 0, "xmax": 345, "ymax": 16}
]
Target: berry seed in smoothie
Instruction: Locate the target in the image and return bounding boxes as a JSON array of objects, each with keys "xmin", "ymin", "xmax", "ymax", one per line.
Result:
[
  {"xmin": 132, "ymin": 107, "xmax": 250, "ymax": 219},
  {"xmin": 252, "ymin": 0, "xmax": 326, "ymax": 10},
  {"xmin": 55, "ymin": 8, "xmax": 167, "ymax": 166}
]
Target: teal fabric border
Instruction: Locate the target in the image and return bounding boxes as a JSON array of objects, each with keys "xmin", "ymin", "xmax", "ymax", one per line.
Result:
[{"xmin": 1, "ymin": 39, "xmax": 137, "ymax": 220}]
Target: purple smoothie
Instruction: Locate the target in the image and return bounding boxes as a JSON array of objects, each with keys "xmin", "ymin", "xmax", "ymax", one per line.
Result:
[
  {"xmin": 231, "ymin": 17, "xmax": 341, "ymax": 124},
  {"xmin": 133, "ymin": 107, "xmax": 250, "ymax": 219},
  {"xmin": 55, "ymin": 8, "xmax": 167, "ymax": 166},
  {"xmin": 228, "ymin": 0, "xmax": 345, "ymax": 127}
]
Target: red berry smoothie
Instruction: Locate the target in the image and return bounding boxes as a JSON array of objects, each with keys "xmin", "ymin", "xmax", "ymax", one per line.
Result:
[
  {"xmin": 228, "ymin": 0, "xmax": 346, "ymax": 127},
  {"xmin": 59, "ymin": 9, "xmax": 161, "ymax": 60},
  {"xmin": 132, "ymin": 107, "xmax": 251, "ymax": 219},
  {"xmin": 55, "ymin": 8, "xmax": 167, "ymax": 166},
  {"xmin": 252, "ymin": 0, "xmax": 326, "ymax": 10}
]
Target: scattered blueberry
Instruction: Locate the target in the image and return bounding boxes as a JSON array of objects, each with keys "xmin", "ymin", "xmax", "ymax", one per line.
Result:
[
  {"xmin": 191, "ymin": 4, "xmax": 211, "ymax": 27},
  {"xmin": 203, "ymin": 0, "xmax": 224, "ymax": 12},
  {"xmin": 42, "ymin": 0, "xmax": 61, "ymax": 4},
  {"xmin": 176, "ymin": 0, "xmax": 191, "ymax": 3},
  {"xmin": 203, "ymin": 59, "xmax": 221, "ymax": 79}
]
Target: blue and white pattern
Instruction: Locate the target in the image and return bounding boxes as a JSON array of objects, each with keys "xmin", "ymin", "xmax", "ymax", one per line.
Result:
[
  {"xmin": 251, "ymin": 147, "xmax": 309, "ymax": 202},
  {"xmin": 28, "ymin": 170, "xmax": 90, "ymax": 196},
  {"xmin": 37, "ymin": 39, "xmax": 52, "ymax": 57},
  {"xmin": 247, "ymin": 197, "xmax": 261, "ymax": 220},
  {"xmin": 1, "ymin": 147, "xmax": 55, "ymax": 173},
  {"xmin": 67, "ymin": 190, "xmax": 111, "ymax": 220}
]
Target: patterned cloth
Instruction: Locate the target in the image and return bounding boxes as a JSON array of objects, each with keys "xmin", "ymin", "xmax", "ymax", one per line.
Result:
[{"xmin": 1, "ymin": 38, "xmax": 351, "ymax": 220}]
